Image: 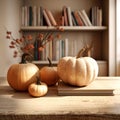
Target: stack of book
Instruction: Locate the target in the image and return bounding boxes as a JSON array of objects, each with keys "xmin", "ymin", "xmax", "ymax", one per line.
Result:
[
  {"xmin": 34, "ymin": 38, "xmax": 69, "ymax": 61},
  {"xmin": 90, "ymin": 6, "xmax": 102, "ymax": 26},
  {"xmin": 21, "ymin": 6, "xmax": 57, "ymax": 26},
  {"xmin": 21, "ymin": 5, "xmax": 102, "ymax": 27},
  {"xmin": 62, "ymin": 6, "xmax": 92, "ymax": 26}
]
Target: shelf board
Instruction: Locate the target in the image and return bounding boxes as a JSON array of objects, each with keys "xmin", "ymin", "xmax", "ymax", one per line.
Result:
[
  {"xmin": 32, "ymin": 60, "xmax": 58, "ymax": 64},
  {"xmin": 21, "ymin": 26, "xmax": 107, "ymax": 31},
  {"xmin": 32, "ymin": 60, "xmax": 107, "ymax": 65}
]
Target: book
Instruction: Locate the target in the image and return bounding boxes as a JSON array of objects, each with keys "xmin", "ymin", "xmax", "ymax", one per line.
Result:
[
  {"xmin": 34, "ymin": 39, "xmax": 39, "ymax": 60},
  {"xmin": 49, "ymin": 40, "xmax": 53, "ymax": 60},
  {"xmin": 21, "ymin": 6, "xmax": 25, "ymax": 26},
  {"xmin": 52, "ymin": 39, "xmax": 56, "ymax": 60},
  {"xmin": 78, "ymin": 10, "xmax": 88, "ymax": 26},
  {"xmin": 43, "ymin": 9, "xmax": 52, "ymax": 26},
  {"xmin": 40, "ymin": 6, "xmax": 44, "ymax": 26},
  {"xmin": 71, "ymin": 12, "xmax": 78, "ymax": 26},
  {"xmin": 58, "ymin": 77, "xmax": 120, "ymax": 96},
  {"xmin": 80, "ymin": 10, "xmax": 92, "ymax": 26},
  {"xmin": 63, "ymin": 6, "xmax": 69, "ymax": 26},
  {"xmin": 90, "ymin": 7, "xmax": 95, "ymax": 25},
  {"xmin": 66, "ymin": 6, "xmax": 73, "ymax": 26},
  {"xmin": 45, "ymin": 9, "xmax": 57, "ymax": 26},
  {"xmin": 90, "ymin": 6, "xmax": 102, "ymax": 26},
  {"xmin": 24, "ymin": 6, "xmax": 28, "ymax": 26},
  {"xmin": 61, "ymin": 16, "xmax": 65, "ymax": 26},
  {"xmin": 59, "ymin": 40, "xmax": 62, "ymax": 59},
  {"xmin": 73, "ymin": 11, "xmax": 84, "ymax": 26},
  {"xmin": 55, "ymin": 39, "xmax": 60, "ymax": 60},
  {"xmin": 64, "ymin": 38, "xmax": 69, "ymax": 56},
  {"xmin": 97, "ymin": 7, "xmax": 102, "ymax": 26},
  {"xmin": 37, "ymin": 6, "xmax": 41, "ymax": 26},
  {"xmin": 28, "ymin": 6, "xmax": 32, "ymax": 26},
  {"xmin": 33, "ymin": 6, "xmax": 37, "ymax": 26},
  {"xmin": 45, "ymin": 41, "xmax": 49, "ymax": 61}
]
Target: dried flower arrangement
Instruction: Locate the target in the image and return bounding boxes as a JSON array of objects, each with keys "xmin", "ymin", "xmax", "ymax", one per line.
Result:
[{"xmin": 6, "ymin": 27, "xmax": 63, "ymax": 61}]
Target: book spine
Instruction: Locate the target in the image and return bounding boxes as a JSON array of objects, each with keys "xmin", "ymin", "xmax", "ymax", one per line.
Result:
[
  {"xmin": 97, "ymin": 7, "xmax": 102, "ymax": 26},
  {"xmin": 37, "ymin": 6, "xmax": 41, "ymax": 26},
  {"xmin": 34, "ymin": 40, "xmax": 38, "ymax": 60},
  {"xmin": 45, "ymin": 42, "xmax": 49, "ymax": 61},
  {"xmin": 56, "ymin": 40, "xmax": 60, "ymax": 60},
  {"xmin": 61, "ymin": 16, "xmax": 65, "ymax": 26},
  {"xmin": 52, "ymin": 39, "xmax": 56, "ymax": 60},
  {"xmin": 78, "ymin": 11, "xmax": 88, "ymax": 26},
  {"xmin": 33, "ymin": 6, "xmax": 37, "ymax": 26},
  {"xmin": 64, "ymin": 38, "xmax": 69, "ymax": 56},
  {"xmin": 43, "ymin": 9, "xmax": 52, "ymax": 26},
  {"xmin": 81, "ymin": 10, "xmax": 92, "ymax": 26},
  {"xmin": 28, "ymin": 6, "xmax": 32, "ymax": 26},
  {"xmin": 63, "ymin": 6, "xmax": 69, "ymax": 26},
  {"xmin": 46, "ymin": 9, "xmax": 57, "ymax": 26},
  {"xmin": 49, "ymin": 41, "xmax": 53, "ymax": 60},
  {"xmin": 61, "ymin": 40, "xmax": 65, "ymax": 57},
  {"xmin": 73, "ymin": 11, "xmax": 84, "ymax": 26},
  {"xmin": 40, "ymin": 6, "xmax": 43, "ymax": 26},
  {"xmin": 24, "ymin": 6, "xmax": 28, "ymax": 26},
  {"xmin": 66, "ymin": 6, "xmax": 73, "ymax": 26},
  {"xmin": 21, "ymin": 6, "xmax": 25, "ymax": 26},
  {"xmin": 71, "ymin": 12, "xmax": 78, "ymax": 26}
]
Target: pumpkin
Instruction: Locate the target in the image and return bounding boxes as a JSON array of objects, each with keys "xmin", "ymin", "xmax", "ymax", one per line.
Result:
[
  {"xmin": 57, "ymin": 56, "xmax": 99, "ymax": 86},
  {"xmin": 40, "ymin": 58, "xmax": 59, "ymax": 86},
  {"xmin": 7, "ymin": 53, "xmax": 39, "ymax": 91},
  {"xmin": 28, "ymin": 77, "xmax": 48, "ymax": 97}
]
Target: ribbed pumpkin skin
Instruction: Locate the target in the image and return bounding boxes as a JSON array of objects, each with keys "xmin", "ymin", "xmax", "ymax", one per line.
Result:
[
  {"xmin": 57, "ymin": 57, "xmax": 99, "ymax": 86},
  {"xmin": 7, "ymin": 63, "xmax": 39, "ymax": 91},
  {"xmin": 40, "ymin": 66, "xmax": 59, "ymax": 86},
  {"xmin": 28, "ymin": 82, "xmax": 48, "ymax": 97}
]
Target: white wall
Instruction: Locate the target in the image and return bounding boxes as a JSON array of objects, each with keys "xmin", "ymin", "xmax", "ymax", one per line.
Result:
[
  {"xmin": 116, "ymin": 0, "xmax": 120, "ymax": 75},
  {"xmin": 108, "ymin": 0, "xmax": 116, "ymax": 76},
  {"xmin": 0, "ymin": 0, "xmax": 23, "ymax": 77}
]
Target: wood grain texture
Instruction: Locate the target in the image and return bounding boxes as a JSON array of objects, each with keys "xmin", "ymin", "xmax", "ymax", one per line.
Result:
[{"xmin": 1, "ymin": 77, "xmax": 120, "ymax": 120}]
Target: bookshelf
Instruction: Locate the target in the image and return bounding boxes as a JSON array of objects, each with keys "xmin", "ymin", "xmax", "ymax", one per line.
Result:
[
  {"xmin": 20, "ymin": 0, "xmax": 116, "ymax": 76},
  {"xmin": 21, "ymin": 26, "xmax": 107, "ymax": 31}
]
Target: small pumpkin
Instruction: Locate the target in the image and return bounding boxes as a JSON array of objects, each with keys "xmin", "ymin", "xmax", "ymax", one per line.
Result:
[
  {"xmin": 57, "ymin": 56, "xmax": 99, "ymax": 86},
  {"xmin": 28, "ymin": 77, "xmax": 48, "ymax": 97},
  {"xmin": 7, "ymin": 53, "xmax": 39, "ymax": 91},
  {"xmin": 40, "ymin": 58, "xmax": 59, "ymax": 86}
]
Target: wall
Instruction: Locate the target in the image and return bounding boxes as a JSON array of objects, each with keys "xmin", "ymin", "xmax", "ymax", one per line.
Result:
[
  {"xmin": 116, "ymin": 0, "xmax": 120, "ymax": 75},
  {"xmin": 0, "ymin": 0, "xmax": 23, "ymax": 77},
  {"xmin": 108, "ymin": 0, "xmax": 116, "ymax": 76}
]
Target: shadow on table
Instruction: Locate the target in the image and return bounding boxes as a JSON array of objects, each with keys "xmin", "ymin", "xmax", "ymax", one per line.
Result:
[{"xmin": 0, "ymin": 84, "xmax": 59, "ymax": 99}]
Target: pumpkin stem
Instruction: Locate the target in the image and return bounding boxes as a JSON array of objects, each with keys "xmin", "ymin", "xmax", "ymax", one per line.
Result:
[
  {"xmin": 20, "ymin": 53, "xmax": 32, "ymax": 64},
  {"xmin": 36, "ymin": 76, "xmax": 41, "ymax": 85},
  {"xmin": 47, "ymin": 57, "xmax": 52, "ymax": 67}
]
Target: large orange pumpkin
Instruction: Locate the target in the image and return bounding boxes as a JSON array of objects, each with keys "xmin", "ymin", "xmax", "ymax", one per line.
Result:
[
  {"xmin": 7, "ymin": 53, "xmax": 39, "ymax": 91},
  {"xmin": 57, "ymin": 56, "xmax": 99, "ymax": 86}
]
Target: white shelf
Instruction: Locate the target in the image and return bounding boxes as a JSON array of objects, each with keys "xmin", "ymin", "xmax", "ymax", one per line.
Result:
[
  {"xmin": 32, "ymin": 60, "xmax": 58, "ymax": 64},
  {"xmin": 21, "ymin": 26, "xmax": 107, "ymax": 31},
  {"xmin": 33, "ymin": 60, "xmax": 107, "ymax": 65}
]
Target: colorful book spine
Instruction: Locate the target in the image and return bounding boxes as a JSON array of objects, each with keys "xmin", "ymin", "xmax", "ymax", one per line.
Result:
[
  {"xmin": 66, "ymin": 6, "xmax": 73, "ymax": 26},
  {"xmin": 43, "ymin": 9, "xmax": 52, "ymax": 26}
]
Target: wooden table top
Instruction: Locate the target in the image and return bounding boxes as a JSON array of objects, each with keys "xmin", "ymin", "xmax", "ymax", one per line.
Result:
[{"xmin": 1, "ymin": 77, "xmax": 120, "ymax": 120}]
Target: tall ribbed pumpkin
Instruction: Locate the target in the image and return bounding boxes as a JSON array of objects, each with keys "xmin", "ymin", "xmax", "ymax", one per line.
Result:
[
  {"xmin": 7, "ymin": 53, "xmax": 39, "ymax": 91},
  {"xmin": 57, "ymin": 56, "xmax": 99, "ymax": 86}
]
